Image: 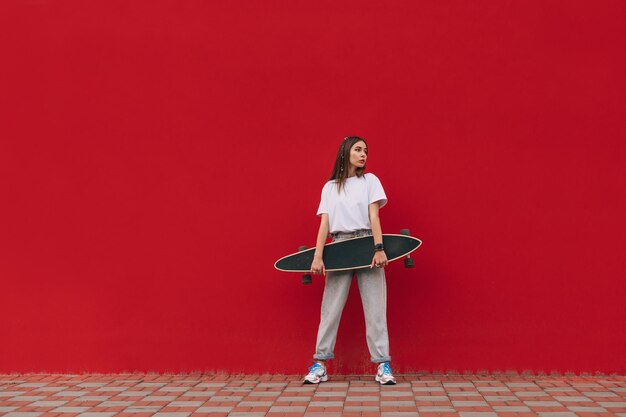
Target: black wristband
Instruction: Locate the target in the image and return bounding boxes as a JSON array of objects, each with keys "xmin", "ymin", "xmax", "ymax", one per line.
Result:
[{"xmin": 374, "ymin": 243, "xmax": 384, "ymax": 251}]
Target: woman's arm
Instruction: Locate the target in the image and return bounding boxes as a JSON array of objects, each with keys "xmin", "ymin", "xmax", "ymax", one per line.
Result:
[
  {"xmin": 369, "ymin": 202, "xmax": 388, "ymax": 268},
  {"xmin": 311, "ymin": 213, "xmax": 329, "ymax": 275}
]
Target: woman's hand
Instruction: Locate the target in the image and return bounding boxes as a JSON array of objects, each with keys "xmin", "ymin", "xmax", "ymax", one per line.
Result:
[
  {"xmin": 371, "ymin": 250, "xmax": 388, "ymax": 269},
  {"xmin": 311, "ymin": 258, "xmax": 326, "ymax": 275}
]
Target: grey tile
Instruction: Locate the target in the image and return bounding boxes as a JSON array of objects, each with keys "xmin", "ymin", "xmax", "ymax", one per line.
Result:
[
  {"xmin": 196, "ymin": 383, "xmax": 227, "ymax": 388},
  {"xmin": 516, "ymin": 392, "xmax": 549, "ymax": 397},
  {"xmin": 413, "ymin": 387, "xmax": 445, "ymax": 392},
  {"xmin": 51, "ymin": 407, "xmax": 91, "ymax": 413},
  {"xmin": 0, "ymin": 392, "xmax": 26, "ymax": 397},
  {"xmin": 169, "ymin": 401, "xmax": 203, "ymax": 407},
  {"xmin": 493, "ymin": 406, "xmax": 531, "ymax": 412},
  {"xmin": 536, "ymin": 413, "xmax": 578, "ymax": 417},
  {"xmin": 96, "ymin": 387, "xmax": 127, "ymax": 392},
  {"xmin": 31, "ymin": 401, "xmax": 68, "ymax": 407},
  {"xmin": 476, "ymin": 387, "xmax": 511, "ymax": 392},
  {"xmin": 381, "ymin": 391, "xmax": 414, "ymax": 397},
  {"xmin": 53, "ymin": 391, "xmax": 87, "ymax": 397},
  {"xmin": 153, "ymin": 413, "xmax": 191, "ymax": 417},
  {"xmin": 309, "ymin": 401, "xmax": 344, "ymax": 407},
  {"xmin": 484, "ymin": 395, "xmax": 517, "ymax": 401},
  {"xmin": 10, "ymin": 396, "xmax": 47, "ymax": 402},
  {"xmin": 77, "ymin": 383, "xmax": 107, "ymax": 388},
  {"xmin": 524, "ymin": 401, "xmax": 563, "ymax": 407},
  {"xmin": 598, "ymin": 402, "xmax": 626, "ymax": 407},
  {"xmin": 417, "ymin": 406, "xmax": 456, "ymax": 412},
  {"xmin": 381, "ymin": 401, "xmax": 416, "ymax": 406},
  {"xmin": 458, "ymin": 413, "xmax": 498, "ymax": 417},
  {"xmin": 343, "ymin": 406, "xmax": 380, "ymax": 411},
  {"xmin": 77, "ymin": 413, "xmax": 117, "ymax": 417},
  {"xmin": 349, "ymin": 387, "xmax": 380, "ymax": 392},
  {"xmin": 196, "ymin": 406, "xmax": 233, "ymax": 412},
  {"xmin": 257, "ymin": 383, "xmax": 287, "ymax": 388},
  {"xmin": 545, "ymin": 388, "xmax": 577, "ymax": 393},
  {"xmin": 124, "ymin": 406, "xmax": 163, "ymax": 412},
  {"xmin": 303, "ymin": 412, "xmax": 341, "ymax": 417},
  {"xmin": 3, "ymin": 413, "xmax": 43, "ymax": 417},
  {"xmin": 246, "ymin": 391, "xmax": 280, "ymax": 397},
  {"xmin": 553, "ymin": 396, "xmax": 592, "ymax": 402},
  {"xmin": 285, "ymin": 387, "xmax": 316, "ymax": 392},
  {"xmin": 158, "ymin": 387, "xmax": 190, "ymax": 392},
  {"xmin": 144, "ymin": 395, "xmax": 178, "ymax": 401},
  {"xmin": 0, "ymin": 407, "xmax": 19, "ymax": 413},
  {"xmin": 226, "ymin": 413, "xmax": 266, "ymax": 417},
  {"xmin": 34, "ymin": 387, "xmax": 65, "ymax": 392},
  {"xmin": 276, "ymin": 396, "xmax": 312, "ymax": 401},
  {"xmin": 346, "ymin": 396, "xmax": 380, "ymax": 401},
  {"xmin": 448, "ymin": 392, "xmax": 480, "ymax": 397},
  {"xmin": 16, "ymin": 383, "xmax": 48, "ymax": 388},
  {"xmin": 100, "ymin": 401, "xmax": 134, "ymax": 407},
  {"xmin": 322, "ymin": 382, "xmax": 349, "ymax": 387},
  {"xmin": 119, "ymin": 391, "xmax": 153, "ymax": 396},
  {"xmin": 444, "ymin": 383, "xmax": 474, "ymax": 388},
  {"xmin": 582, "ymin": 391, "xmax": 619, "ymax": 397},
  {"xmin": 451, "ymin": 401, "xmax": 489, "ymax": 406},
  {"xmin": 415, "ymin": 395, "xmax": 449, "ymax": 402},
  {"xmin": 182, "ymin": 391, "xmax": 217, "ymax": 397},
  {"xmin": 506, "ymin": 383, "xmax": 538, "ymax": 388},
  {"xmin": 221, "ymin": 387, "xmax": 253, "ymax": 393},
  {"xmin": 238, "ymin": 401, "xmax": 272, "ymax": 406},
  {"xmin": 567, "ymin": 406, "xmax": 608, "ymax": 412},
  {"xmin": 313, "ymin": 391, "xmax": 347, "ymax": 397},
  {"xmin": 207, "ymin": 396, "xmax": 245, "ymax": 402},
  {"xmin": 136, "ymin": 382, "xmax": 167, "ymax": 387},
  {"xmin": 269, "ymin": 406, "xmax": 307, "ymax": 412},
  {"xmin": 381, "ymin": 413, "xmax": 420, "ymax": 417}
]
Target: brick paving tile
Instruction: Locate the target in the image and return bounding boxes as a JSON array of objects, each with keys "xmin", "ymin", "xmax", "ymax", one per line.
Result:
[{"xmin": 2, "ymin": 374, "xmax": 626, "ymax": 417}]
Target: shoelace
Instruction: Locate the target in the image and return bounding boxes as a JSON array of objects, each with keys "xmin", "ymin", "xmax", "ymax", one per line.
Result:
[{"xmin": 381, "ymin": 362, "xmax": 393, "ymax": 375}]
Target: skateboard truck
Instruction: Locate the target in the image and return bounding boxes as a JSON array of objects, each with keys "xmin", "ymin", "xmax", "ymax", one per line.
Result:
[
  {"xmin": 400, "ymin": 229, "xmax": 415, "ymax": 268},
  {"xmin": 298, "ymin": 245, "xmax": 313, "ymax": 284}
]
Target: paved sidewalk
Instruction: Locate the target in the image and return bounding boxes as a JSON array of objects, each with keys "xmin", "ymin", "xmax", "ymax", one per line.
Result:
[{"xmin": 1, "ymin": 373, "xmax": 625, "ymax": 417}]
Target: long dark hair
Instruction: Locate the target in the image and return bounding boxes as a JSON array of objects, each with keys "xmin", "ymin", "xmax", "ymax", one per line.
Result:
[{"xmin": 328, "ymin": 136, "xmax": 368, "ymax": 193}]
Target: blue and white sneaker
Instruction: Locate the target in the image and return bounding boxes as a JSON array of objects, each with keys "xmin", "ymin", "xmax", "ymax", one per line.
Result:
[
  {"xmin": 376, "ymin": 362, "xmax": 397, "ymax": 385},
  {"xmin": 303, "ymin": 362, "xmax": 328, "ymax": 384}
]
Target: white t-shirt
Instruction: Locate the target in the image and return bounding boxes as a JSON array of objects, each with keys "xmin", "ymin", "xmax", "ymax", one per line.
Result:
[{"xmin": 316, "ymin": 173, "xmax": 388, "ymax": 234}]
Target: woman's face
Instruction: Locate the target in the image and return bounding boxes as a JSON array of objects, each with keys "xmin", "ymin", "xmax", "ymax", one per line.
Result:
[{"xmin": 349, "ymin": 140, "xmax": 368, "ymax": 169}]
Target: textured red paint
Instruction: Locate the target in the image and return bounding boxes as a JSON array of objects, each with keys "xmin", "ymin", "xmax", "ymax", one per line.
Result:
[{"xmin": 0, "ymin": 1, "xmax": 624, "ymax": 374}]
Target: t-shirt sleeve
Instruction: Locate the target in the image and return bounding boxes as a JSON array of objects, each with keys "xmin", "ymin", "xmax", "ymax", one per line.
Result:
[
  {"xmin": 367, "ymin": 174, "xmax": 388, "ymax": 208},
  {"xmin": 316, "ymin": 183, "xmax": 329, "ymax": 215}
]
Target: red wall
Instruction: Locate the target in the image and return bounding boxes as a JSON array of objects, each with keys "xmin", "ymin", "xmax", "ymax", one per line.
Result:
[{"xmin": 1, "ymin": 1, "xmax": 624, "ymax": 375}]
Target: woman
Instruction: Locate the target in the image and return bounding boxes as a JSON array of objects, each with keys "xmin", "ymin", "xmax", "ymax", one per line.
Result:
[{"xmin": 304, "ymin": 136, "xmax": 396, "ymax": 385}]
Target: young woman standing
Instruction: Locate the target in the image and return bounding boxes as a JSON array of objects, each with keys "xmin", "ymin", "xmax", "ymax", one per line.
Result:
[{"xmin": 304, "ymin": 136, "xmax": 396, "ymax": 385}]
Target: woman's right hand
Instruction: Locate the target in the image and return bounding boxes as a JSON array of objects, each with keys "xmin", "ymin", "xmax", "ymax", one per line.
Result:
[{"xmin": 311, "ymin": 258, "xmax": 326, "ymax": 275}]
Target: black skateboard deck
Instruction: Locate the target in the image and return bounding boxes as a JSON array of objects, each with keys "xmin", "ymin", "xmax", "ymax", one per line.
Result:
[{"xmin": 275, "ymin": 233, "xmax": 422, "ymax": 273}]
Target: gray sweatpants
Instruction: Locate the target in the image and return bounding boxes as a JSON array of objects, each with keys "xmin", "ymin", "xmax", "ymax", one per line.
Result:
[{"xmin": 313, "ymin": 231, "xmax": 391, "ymax": 364}]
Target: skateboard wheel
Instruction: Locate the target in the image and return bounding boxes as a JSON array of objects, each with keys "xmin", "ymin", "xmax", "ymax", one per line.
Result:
[
  {"xmin": 404, "ymin": 257, "xmax": 415, "ymax": 268},
  {"xmin": 302, "ymin": 274, "xmax": 312, "ymax": 285},
  {"xmin": 298, "ymin": 245, "xmax": 308, "ymax": 252},
  {"xmin": 400, "ymin": 229, "xmax": 410, "ymax": 236}
]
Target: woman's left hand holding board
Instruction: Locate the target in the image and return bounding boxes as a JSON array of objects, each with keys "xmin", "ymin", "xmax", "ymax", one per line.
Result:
[{"xmin": 311, "ymin": 213, "xmax": 329, "ymax": 275}]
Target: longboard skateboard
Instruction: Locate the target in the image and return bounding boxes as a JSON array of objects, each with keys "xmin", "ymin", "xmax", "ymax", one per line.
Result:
[{"xmin": 275, "ymin": 229, "xmax": 422, "ymax": 284}]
